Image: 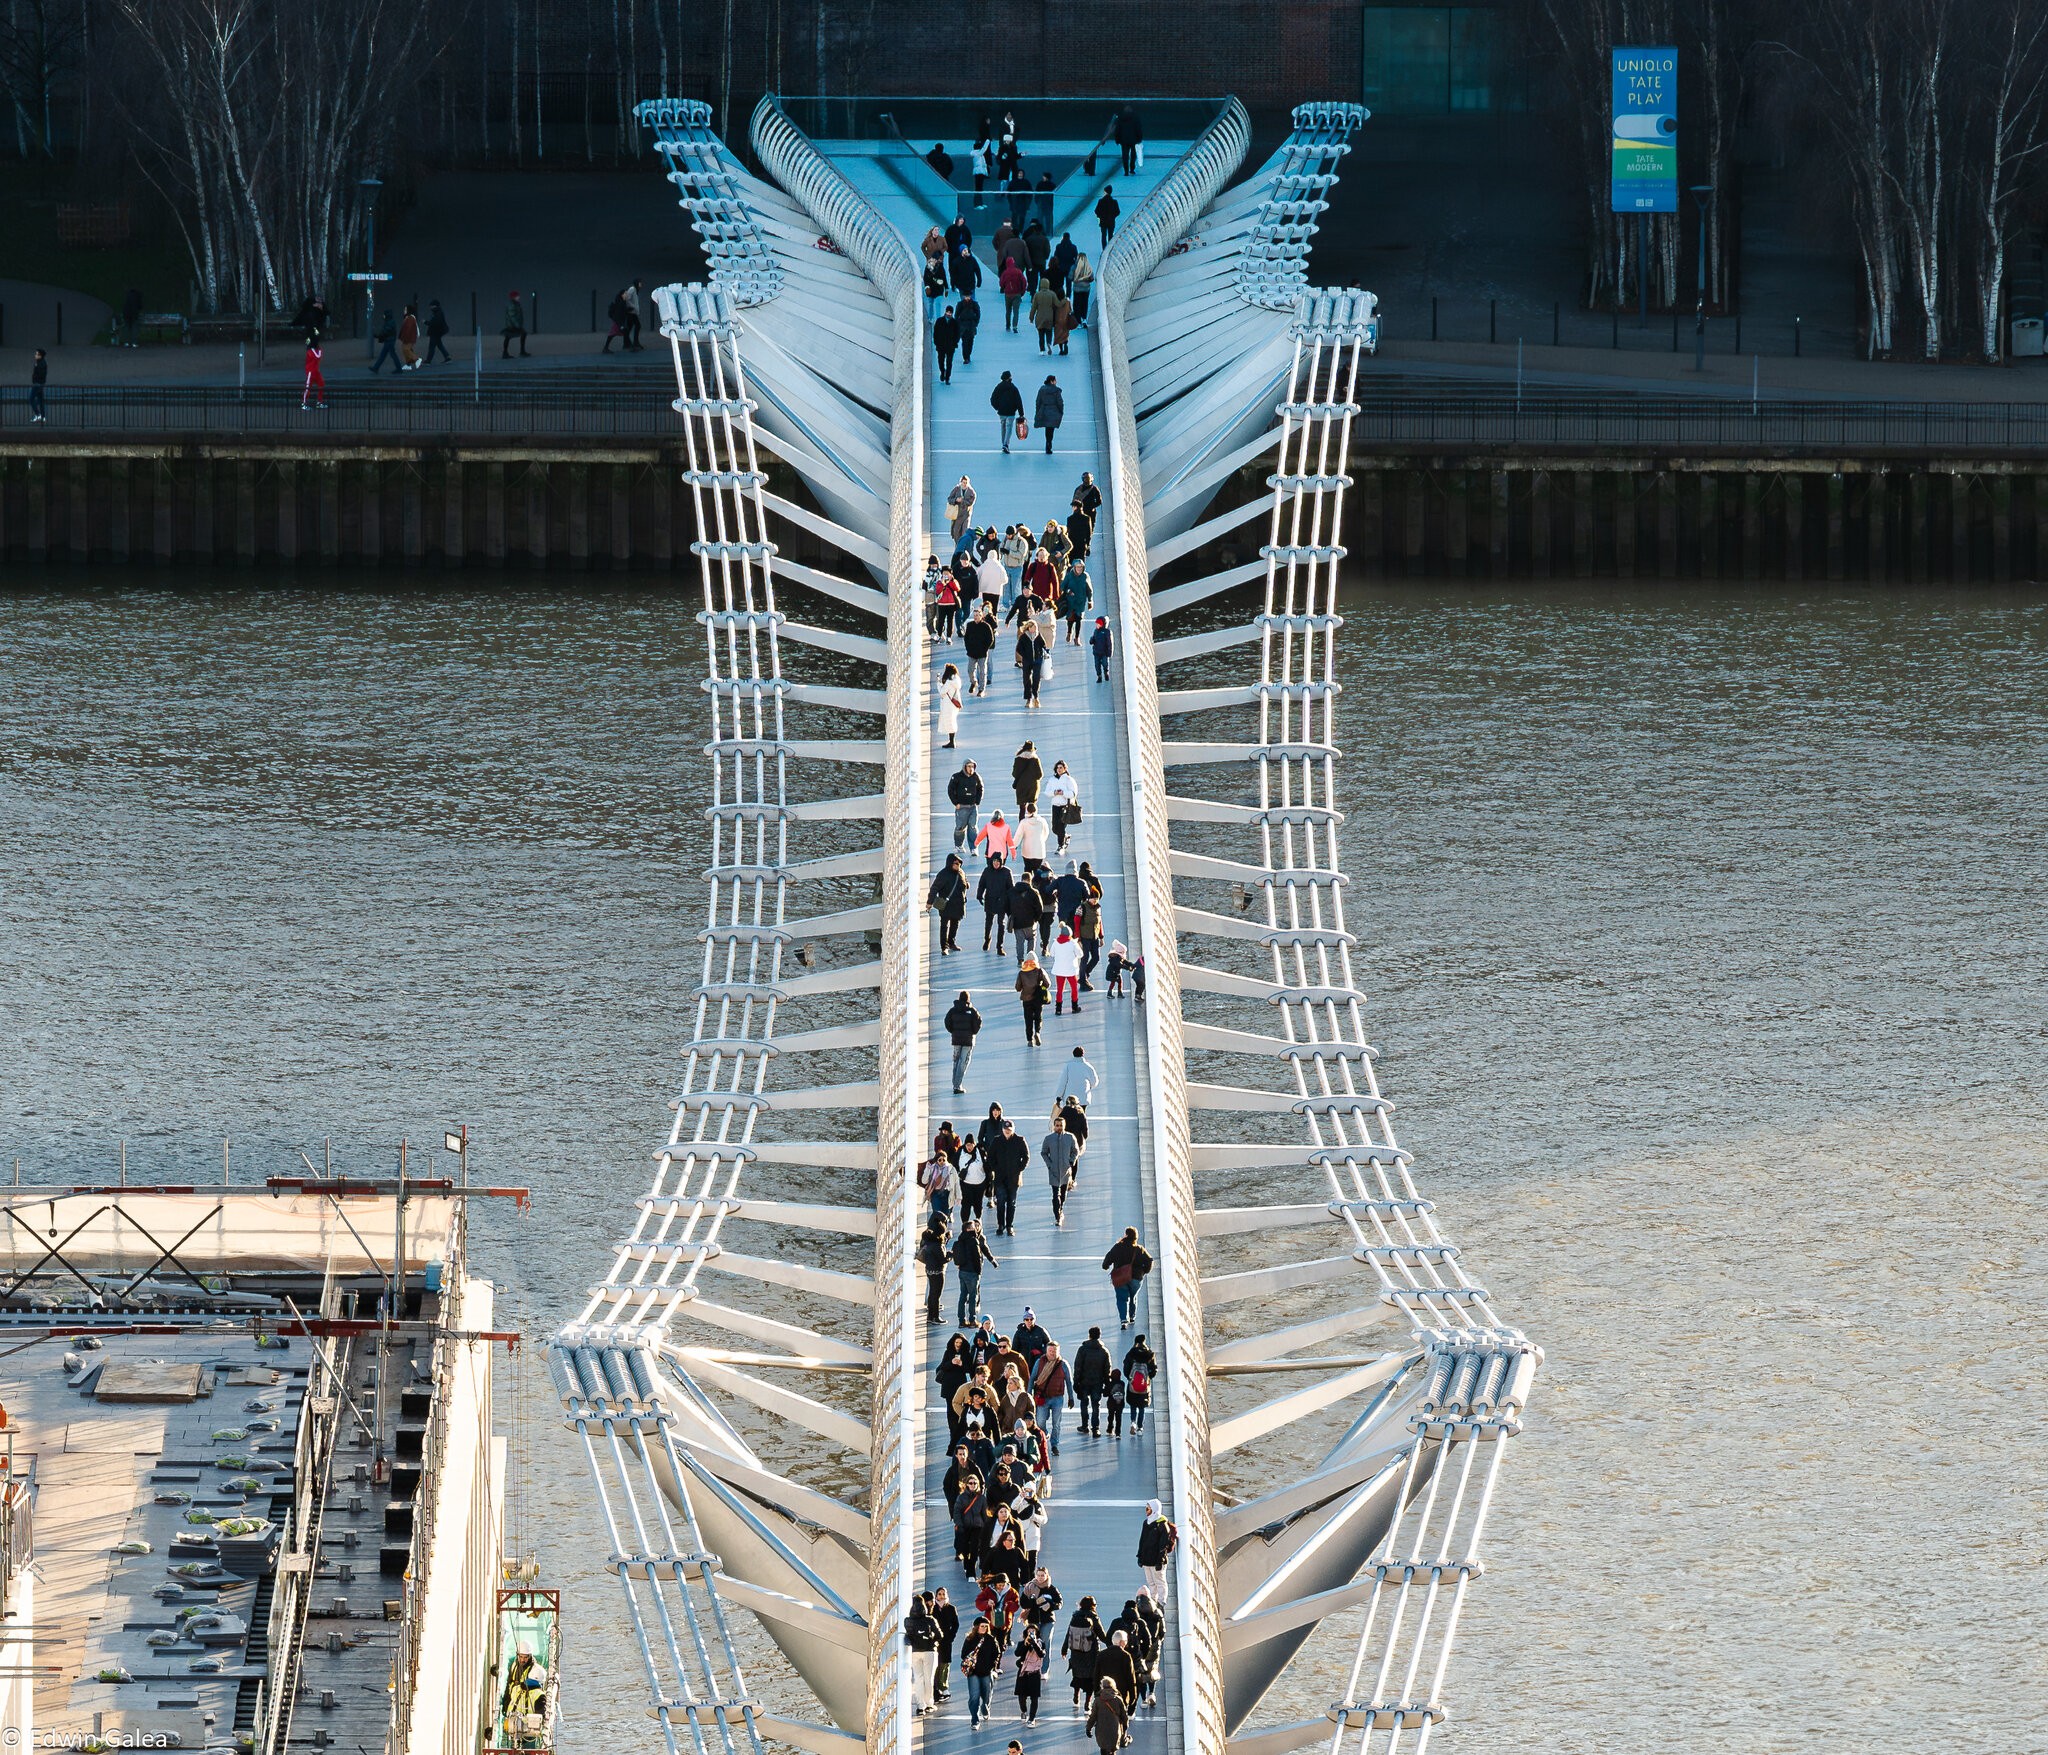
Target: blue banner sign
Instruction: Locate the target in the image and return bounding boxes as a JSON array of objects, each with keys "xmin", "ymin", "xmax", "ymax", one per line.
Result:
[{"xmin": 1611, "ymin": 47, "xmax": 1677, "ymax": 213}]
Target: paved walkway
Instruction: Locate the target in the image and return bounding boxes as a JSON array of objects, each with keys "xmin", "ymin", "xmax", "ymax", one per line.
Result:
[{"xmin": 820, "ymin": 141, "xmax": 1186, "ymax": 1755}]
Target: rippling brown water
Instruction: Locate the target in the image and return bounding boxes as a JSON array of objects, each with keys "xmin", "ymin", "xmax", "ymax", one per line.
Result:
[{"xmin": 3, "ymin": 578, "xmax": 2042, "ymax": 1750}]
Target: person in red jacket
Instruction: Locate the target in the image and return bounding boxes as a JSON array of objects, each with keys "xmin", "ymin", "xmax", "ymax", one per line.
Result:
[
  {"xmin": 999, "ymin": 256, "xmax": 1028, "ymax": 333},
  {"xmin": 301, "ymin": 339, "xmax": 327, "ymax": 410}
]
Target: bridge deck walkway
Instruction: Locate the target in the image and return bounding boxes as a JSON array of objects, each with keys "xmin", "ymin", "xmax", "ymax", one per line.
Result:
[{"xmin": 820, "ymin": 142, "xmax": 1186, "ymax": 1755}]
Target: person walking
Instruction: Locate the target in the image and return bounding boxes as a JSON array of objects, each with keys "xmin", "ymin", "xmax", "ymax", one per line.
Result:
[
  {"xmin": 928, "ymin": 852, "xmax": 969, "ymax": 954},
  {"xmin": 975, "ymin": 548, "xmax": 1007, "ymax": 623},
  {"xmin": 970, "ymin": 127, "xmax": 992, "ymax": 201},
  {"xmin": 937, "ymin": 663, "xmax": 964, "ymax": 750},
  {"xmin": 1035, "ymin": 376, "xmax": 1064, "ymax": 455},
  {"xmin": 953, "ymin": 1220, "xmax": 998, "ymax": 1325},
  {"xmin": 622, "ymin": 279, "xmax": 646, "ymax": 350},
  {"xmin": 1102, "ymin": 1227, "xmax": 1153, "ymax": 1328},
  {"xmin": 1006, "ymin": 165, "xmax": 1032, "ymax": 228},
  {"xmin": 1055, "ymin": 1045, "xmax": 1099, "ymax": 1111},
  {"xmin": 1058, "ymin": 563, "xmax": 1092, "ymax": 644},
  {"xmin": 1128, "ymin": 1590, "xmax": 1163, "ymax": 1706},
  {"xmin": 1115, "ymin": 106, "xmax": 1144, "ymax": 175},
  {"xmin": 1072, "ymin": 1326, "xmax": 1112, "ymax": 1435},
  {"xmin": 1015, "ymin": 803, "xmax": 1051, "ymax": 872},
  {"xmin": 957, "ymin": 291, "xmax": 982, "ymax": 365},
  {"xmin": 1072, "ymin": 469, "xmax": 1102, "ymax": 529},
  {"xmin": 945, "ymin": 990, "xmax": 983, "ymax": 1093},
  {"xmin": 924, "ymin": 254, "xmax": 949, "ymax": 323},
  {"xmin": 948, "ymin": 475, "xmax": 977, "ymax": 544},
  {"xmin": 299, "ymin": 339, "xmax": 326, "ymax": 412},
  {"xmin": 1045, "ymin": 762, "xmax": 1081, "ymax": 853},
  {"xmin": 27, "ymin": 348, "xmax": 48, "ymax": 422},
  {"xmin": 951, "ymin": 243, "xmax": 984, "ymax": 303},
  {"xmin": 424, "ymin": 299, "xmax": 451, "ymax": 365},
  {"xmin": 993, "ymin": 1121, "xmax": 1029, "ymax": 1233},
  {"xmin": 603, "ymin": 289, "xmax": 629, "ymax": 352},
  {"xmin": 1032, "ymin": 1338, "xmax": 1073, "ymax": 1454},
  {"xmin": 961, "ymin": 1615, "xmax": 1003, "ymax": 1728},
  {"xmin": 934, "ymin": 305, "xmax": 960, "ymax": 383},
  {"xmin": 1049, "ymin": 930, "xmax": 1083, "ymax": 1016},
  {"xmin": 1123, "ymin": 1335, "xmax": 1158, "ymax": 1434},
  {"xmin": 1024, "ymin": 220, "xmax": 1052, "ymax": 292},
  {"xmin": 935, "ymin": 565, "xmax": 962, "ymax": 641},
  {"xmin": 397, "ymin": 304, "xmax": 421, "ymax": 369},
  {"xmin": 1020, "ymin": 545, "xmax": 1059, "ymax": 611},
  {"xmin": 998, "ymin": 250, "xmax": 1028, "ymax": 329},
  {"xmin": 1090, "ymin": 616, "xmax": 1114, "ymax": 682},
  {"xmin": 1011, "ymin": 741, "xmax": 1043, "ymax": 813},
  {"xmin": 1014, "ymin": 1629, "xmax": 1047, "ymax": 1724},
  {"xmin": 1096, "ymin": 1630, "xmax": 1138, "ymax": 1713},
  {"xmin": 999, "ymin": 524, "xmax": 1031, "ymax": 604},
  {"xmin": 1033, "ymin": 168, "xmax": 1056, "ymax": 228},
  {"xmin": 1015, "ymin": 955, "xmax": 1050, "ymax": 1046},
  {"xmin": 1065, "ymin": 501, "xmax": 1093, "ymax": 563},
  {"xmin": 121, "ymin": 285, "xmax": 143, "ymax": 348},
  {"xmin": 1051, "ymin": 231, "xmax": 1079, "ymax": 295},
  {"xmin": 1031, "ymin": 278, "xmax": 1059, "ymax": 353},
  {"xmin": 950, "ymin": 758, "xmax": 984, "ymax": 847},
  {"xmin": 935, "ymin": 1587, "xmax": 962, "ymax": 1702},
  {"xmin": 370, "ymin": 307, "xmax": 401, "ymax": 374},
  {"xmin": 1008, "ymin": 879, "xmax": 1046, "ymax": 973},
  {"xmin": 991, "ymin": 371, "xmax": 1025, "ymax": 452},
  {"xmin": 1095, "ymin": 187, "xmax": 1121, "ymax": 249},
  {"xmin": 1043, "ymin": 1117, "xmax": 1080, "ymax": 1227},
  {"xmin": 1063, "ymin": 1598, "xmax": 1107, "ymax": 1712},
  {"xmin": 1016, "ymin": 619, "xmax": 1049, "ymax": 707},
  {"xmin": 905, "ymin": 1593, "xmax": 942, "ymax": 1713},
  {"xmin": 1076, "ymin": 887, "xmax": 1105, "ymax": 989},
  {"xmin": 500, "ymin": 291, "xmax": 529, "ymax": 359},
  {"xmin": 1086, "ymin": 1677, "xmax": 1129, "ymax": 1754},
  {"xmin": 919, "ymin": 1218, "xmax": 949, "ymax": 1323},
  {"xmin": 1072, "ymin": 253, "xmax": 1094, "ymax": 325},
  {"xmin": 977, "ymin": 809, "xmax": 1016, "ymax": 866},
  {"xmin": 978, "ymin": 854, "xmax": 1014, "ymax": 952},
  {"xmin": 1135, "ymin": 1502, "xmax": 1178, "ymax": 1603}
]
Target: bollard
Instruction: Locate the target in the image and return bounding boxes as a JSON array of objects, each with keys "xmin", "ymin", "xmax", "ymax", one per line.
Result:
[
  {"xmin": 1431, "ymin": 296, "xmax": 1438, "ymax": 342},
  {"xmin": 56, "ymin": 301, "xmax": 62, "ymax": 346},
  {"xmin": 1553, "ymin": 301, "xmax": 1560, "ymax": 347},
  {"xmin": 590, "ymin": 288, "xmax": 597, "ymax": 332},
  {"xmin": 532, "ymin": 293, "xmax": 540, "ymax": 336},
  {"xmin": 1734, "ymin": 311, "xmax": 1741, "ymax": 353},
  {"xmin": 1490, "ymin": 299, "xmax": 1497, "ymax": 345},
  {"xmin": 1794, "ymin": 316, "xmax": 1802, "ymax": 357},
  {"xmin": 1612, "ymin": 308, "xmax": 1619, "ymax": 349},
  {"xmin": 471, "ymin": 290, "xmax": 478, "ymax": 333},
  {"xmin": 0, "ymin": 301, "xmax": 6, "ymax": 347}
]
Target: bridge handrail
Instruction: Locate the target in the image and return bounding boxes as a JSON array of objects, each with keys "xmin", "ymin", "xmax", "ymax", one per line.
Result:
[
  {"xmin": 749, "ymin": 93, "xmax": 927, "ymax": 1755},
  {"xmin": 1093, "ymin": 92, "xmax": 1251, "ymax": 1755}
]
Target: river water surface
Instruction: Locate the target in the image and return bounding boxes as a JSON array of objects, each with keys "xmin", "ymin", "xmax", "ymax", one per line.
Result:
[{"xmin": 2, "ymin": 579, "xmax": 2042, "ymax": 1751}]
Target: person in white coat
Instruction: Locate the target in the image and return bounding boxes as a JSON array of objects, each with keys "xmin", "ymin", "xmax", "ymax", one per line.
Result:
[
  {"xmin": 937, "ymin": 663, "xmax": 964, "ymax": 749},
  {"xmin": 1049, "ymin": 929, "xmax": 1084, "ymax": 1015},
  {"xmin": 1015, "ymin": 803, "xmax": 1051, "ymax": 871},
  {"xmin": 1044, "ymin": 761, "xmax": 1080, "ymax": 852}
]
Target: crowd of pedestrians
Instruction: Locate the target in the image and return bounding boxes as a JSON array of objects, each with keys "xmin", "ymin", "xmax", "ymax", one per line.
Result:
[{"xmin": 908, "ymin": 202, "xmax": 1180, "ymax": 1734}]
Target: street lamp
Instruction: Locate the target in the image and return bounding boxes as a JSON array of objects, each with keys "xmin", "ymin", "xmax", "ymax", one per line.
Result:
[
  {"xmin": 359, "ymin": 174, "xmax": 384, "ymax": 362},
  {"xmin": 1691, "ymin": 183, "xmax": 1714, "ymax": 372}
]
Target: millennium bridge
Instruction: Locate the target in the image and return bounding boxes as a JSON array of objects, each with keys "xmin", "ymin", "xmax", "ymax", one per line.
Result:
[{"xmin": 550, "ymin": 94, "xmax": 1537, "ymax": 1755}]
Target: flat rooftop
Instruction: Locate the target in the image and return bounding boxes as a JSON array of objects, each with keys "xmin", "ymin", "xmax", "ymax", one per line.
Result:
[{"xmin": 0, "ymin": 1189, "xmax": 475, "ymax": 1754}]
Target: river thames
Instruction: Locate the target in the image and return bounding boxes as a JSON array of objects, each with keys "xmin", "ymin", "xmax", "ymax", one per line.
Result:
[{"xmin": 2, "ymin": 579, "xmax": 2041, "ymax": 1750}]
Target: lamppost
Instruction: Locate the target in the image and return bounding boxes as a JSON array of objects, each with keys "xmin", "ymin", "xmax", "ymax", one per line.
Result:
[
  {"xmin": 360, "ymin": 174, "xmax": 383, "ymax": 362},
  {"xmin": 1691, "ymin": 183, "xmax": 1714, "ymax": 372}
]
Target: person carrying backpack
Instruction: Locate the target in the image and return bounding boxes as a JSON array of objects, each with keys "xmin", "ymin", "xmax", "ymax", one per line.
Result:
[
  {"xmin": 603, "ymin": 290, "xmax": 630, "ymax": 353},
  {"xmin": 1123, "ymin": 1335, "xmax": 1157, "ymax": 1433},
  {"xmin": 1135, "ymin": 1500, "xmax": 1178, "ymax": 1602}
]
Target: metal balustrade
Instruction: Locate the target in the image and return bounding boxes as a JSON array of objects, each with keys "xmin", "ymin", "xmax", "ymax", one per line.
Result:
[{"xmin": 1109, "ymin": 102, "xmax": 1541, "ymax": 1755}]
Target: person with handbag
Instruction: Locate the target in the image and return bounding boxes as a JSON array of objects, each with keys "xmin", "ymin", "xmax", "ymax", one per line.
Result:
[
  {"xmin": 1072, "ymin": 253, "xmax": 1094, "ymax": 325},
  {"xmin": 991, "ymin": 369, "xmax": 1025, "ymax": 451},
  {"xmin": 927, "ymin": 852, "xmax": 968, "ymax": 955},
  {"xmin": 1045, "ymin": 762, "xmax": 1081, "ymax": 852},
  {"xmin": 1101, "ymin": 1226, "xmax": 1153, "ymax": 1328},
  {"xmin": 948, "ymin": 475, "xmax": 977, "ymax": 543}
]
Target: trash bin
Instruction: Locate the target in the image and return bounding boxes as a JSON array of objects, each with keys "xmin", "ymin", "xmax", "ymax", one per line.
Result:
[{"xmin": 2012, "ymin": 317, "xmax": 2045, "ymax": 358}]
